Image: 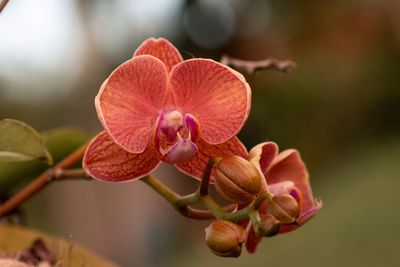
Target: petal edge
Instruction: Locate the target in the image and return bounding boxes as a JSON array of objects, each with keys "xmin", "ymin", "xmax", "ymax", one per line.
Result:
[
  {"xmin": 134, "ymin": 38, "xmax": 183, "ymax": 72},
  {"xmin": 83, "ymin": 132, "xmax": 161, "ymax": 182}
]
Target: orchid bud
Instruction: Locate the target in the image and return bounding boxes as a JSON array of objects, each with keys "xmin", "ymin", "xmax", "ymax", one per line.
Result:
[
  {"xmin": 205, "ymin": 220, "xmax": 247, "ymax": 257},
  {"xmin": 258, "ymin": 213, "xmax": 281, "ymax": 237},
  {"xmin": 268, "ymin": 194, "xmax": 300, "ymax": 224},
  {"xmin": 214, "ymin": 156, "xmax": 261, "ymax": 203}
]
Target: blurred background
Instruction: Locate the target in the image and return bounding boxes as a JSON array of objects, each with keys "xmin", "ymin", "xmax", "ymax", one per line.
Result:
[{"xmin": 1, "ymin": 0, "xmax": 400, "ymax": 266}]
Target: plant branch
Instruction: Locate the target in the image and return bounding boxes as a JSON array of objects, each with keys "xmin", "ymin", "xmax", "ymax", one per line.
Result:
[
  {"xmin": 0, "ymin": 0, "xmax": 10, "ymax": 13},
  {"xmin": 220, "ymin": 55, "xmax": 297, "ymax": 74},
  {"xmin": 0, "ymin": 143, "xmax": 89, "ymax": 218},
  {"xmin": 52, "ymin": 168, "xmax": 90, "ymax": 180}
]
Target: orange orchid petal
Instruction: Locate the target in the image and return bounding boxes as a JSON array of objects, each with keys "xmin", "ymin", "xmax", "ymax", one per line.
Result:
[
  {"xmin": 175, "ymin": 137, "xmax": 248, "ymax": 181},
  {"xmin": 249, "ymin": 142, "xmax": 279, "ymax": 191},
  {"xmin": 246, "ymin": 225, "xmax": 262, "ymax": 254},
  {"xmin": 83, "ymin": 132, "xmax": 161, "ymax": 182},
  {"xmin": 249, "ymin": 142, "xmax": 279, "ymax": 174},
  {"xmin": 170, "ymin": 59, "xmax": 251, "ymax": 144},
  {"xmin": 235, "ymin": 216, "xmax": 262, "ymax": 254},
  {"xmin": 134, "ymin": 38, "xmax": 183, "ymax": 73},
  {"xmin": 96, "ymin": 55, "xmax": 168, "ymax": 153},
  {"xmin": 267, "ymin": 150, "xmax": 316, "ymax": 214}
]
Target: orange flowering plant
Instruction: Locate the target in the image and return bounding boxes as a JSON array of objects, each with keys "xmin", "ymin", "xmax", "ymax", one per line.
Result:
[
  {"xmin": 0, "ymin": 37, "xmax": 321, "ymax": 259},
  {"xmin": 82, "ymin": 38, "xmax": 322, "ymax": 257}
]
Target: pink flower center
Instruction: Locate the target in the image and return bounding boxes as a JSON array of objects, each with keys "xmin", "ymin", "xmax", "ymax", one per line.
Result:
[{"xmin": 155, "ymin": 110, "xmax": 199, "ymax": 163}]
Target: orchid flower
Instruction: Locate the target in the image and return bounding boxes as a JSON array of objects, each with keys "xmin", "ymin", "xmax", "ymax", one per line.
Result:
[
  {"xmin": 243, "ymin": 142, "xmax": 322, "ymax": 253},
  {"xmin": 83, "ymin": 38, "xmax": 251, "ymax": 181}
]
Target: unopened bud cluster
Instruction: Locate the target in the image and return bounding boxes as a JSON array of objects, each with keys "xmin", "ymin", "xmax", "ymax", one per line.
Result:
[{"xmin": 204, "ymin": 156, "xmax": 305, "ymax": 258}]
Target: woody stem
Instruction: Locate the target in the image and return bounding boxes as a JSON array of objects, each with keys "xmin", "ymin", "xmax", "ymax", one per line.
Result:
[
  {"xmin": 220, "ymin": 55, "xmax": 297, "ymax": 74},
  {"xmin": 0, "ymin": 0, "xmax": 10, "ymax": 13},
  {"xmin": 0, "ymin": 143, "xmax": 89, "ymax": 219}
]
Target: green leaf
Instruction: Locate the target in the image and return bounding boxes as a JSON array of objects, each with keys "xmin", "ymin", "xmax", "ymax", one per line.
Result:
[
  {"xmin": 41, "ymin": 127, "xmax": 90, "ymax": 165},
  {"xmin": 0, "ymin": 225, "xmax": 118, "ymax": 266},
  {"xmin": 0, "ymin": 127, "xmax": 91, "ymax": 194},
  {"xmin": 0, "ymin": 119, "xmax": 52, "ymax": 164}
]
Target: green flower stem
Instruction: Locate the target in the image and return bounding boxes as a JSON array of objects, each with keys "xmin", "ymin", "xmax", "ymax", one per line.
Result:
[
  {"xmin": 223, "ymin": 206, "xmax": 249, "ymax": 222},
  {"xmin": 184, "ymin": 204, "xmax": 236, "ymax": 220},
  {"xmin": 222, "ymin": 192, "xmax": 274, "ymax": 222},
  {"xmin": 248, "ymin": 209, "xmax": 261, "ymax": 236},
  {"xmin": 254, "ymin": 192, "xmax": 274, "ymax": 209},
  {"xmin": 175, "ymin": 192, "xmax": 200, "ymax": 207},
  {"xmin": 141, "ymin": 175, "xmax": 180, "ymax": 205},
  {"xmin": 200, "ymin": 195, "xmax": 226, "ymax": 219},
  {"xmin": 141, "ymin": 157, "xmax": 229, "ymax": 220},
  {"xmin": 141, "ymin": 175, "xmax": 229, "ymax": 220}
]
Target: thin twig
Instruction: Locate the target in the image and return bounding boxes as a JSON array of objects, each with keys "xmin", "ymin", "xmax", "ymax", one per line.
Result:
[
  {"xmin": 199, "ymin": 157, "xmax": 221, "ymax": 196},
  {"xmin": 0, "ymin": 0, "xmax": 10, "ymax": 13},
  {"xmin": 0, "ymin": 143, "xmax": 89, "ymax": 218},
  {"xmin": 52, "ymin": 168, "xmax": 90, "ymax": 180},
  {"xmin": 220, "ymin": 55, "xmax": 297, "ymax": 74}
]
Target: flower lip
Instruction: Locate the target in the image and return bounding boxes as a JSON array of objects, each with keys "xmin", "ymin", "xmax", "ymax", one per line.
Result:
[
  {"xmin": 155, "ymin": 110, "xmax": 201, "ymax": 163},
  {"xmin": 184, "ymin": 113, "xmax": 200, "ymax": 140},
  {"xmin": 162, "ymin": 132, "xmax": 198, "ymax": 163}
]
